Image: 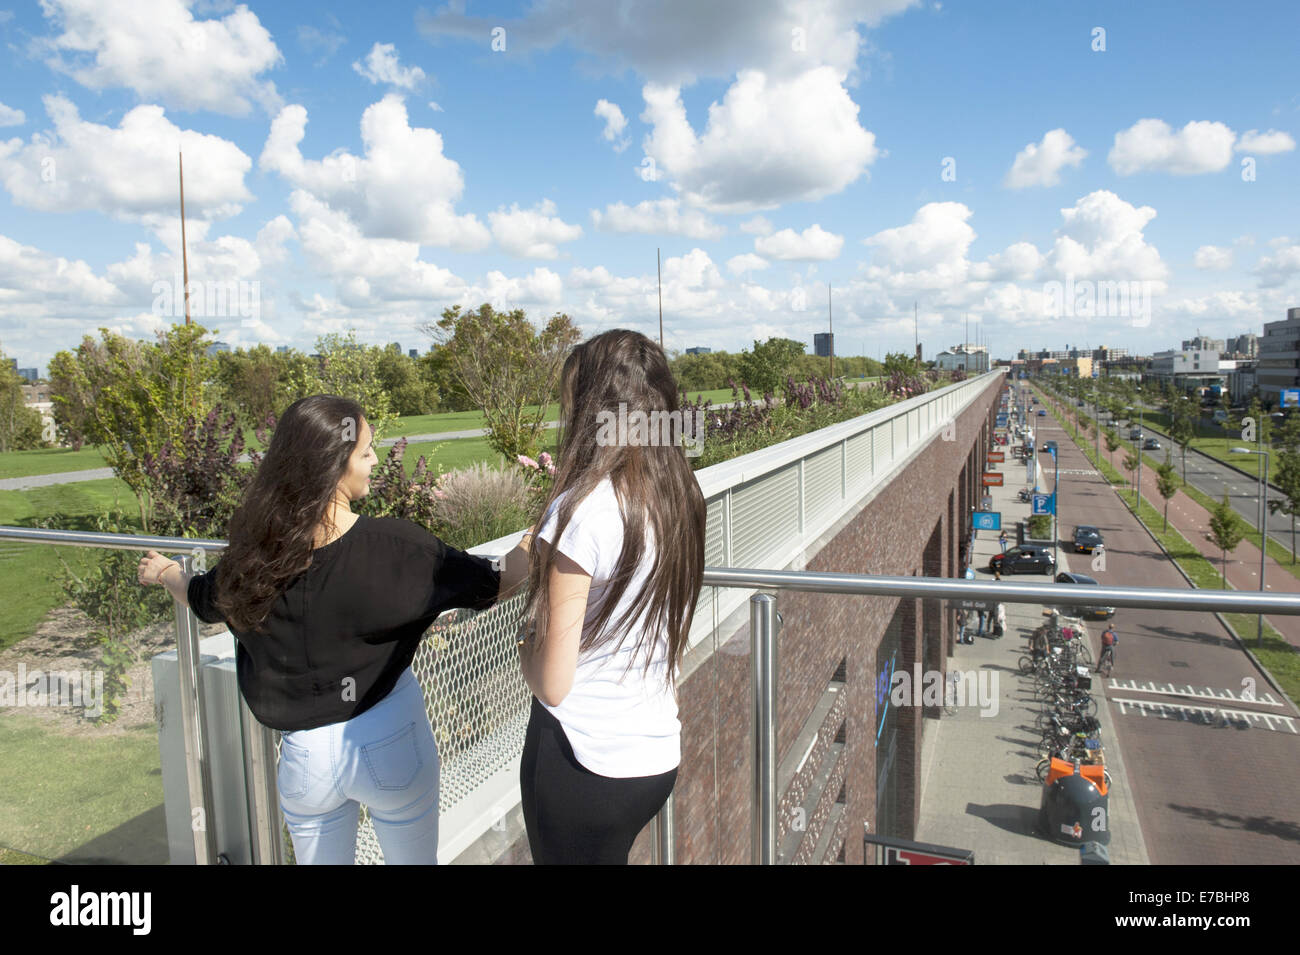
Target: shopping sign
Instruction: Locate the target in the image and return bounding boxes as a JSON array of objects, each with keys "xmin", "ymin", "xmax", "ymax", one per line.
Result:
[
  {"xmin": 987, "ymin": 451, "xmax": 1005, "ymax": 463},
  {"xmin": 982, "ymin": 472, "xmax": 1003, "ymax": 486},
  {"xmin": 973, "ymin": 511, "xmax": 1001, "ymax": 530},
  {"xmin": 865, "ymin": 833, "xmax": 975, "ymax": 866}
]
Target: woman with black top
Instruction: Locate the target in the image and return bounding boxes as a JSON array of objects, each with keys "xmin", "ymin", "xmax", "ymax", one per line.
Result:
[
  {"xmin": 517, "ymin": 329, "xmax": 706, "ymax": 864},
  {"xmin": 137, "ymin": 395, "xmax": 532, "ymax": 864}
]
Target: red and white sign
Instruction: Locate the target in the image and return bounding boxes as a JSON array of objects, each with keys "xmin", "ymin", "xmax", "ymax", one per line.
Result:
[
  {"xmin": 885, "ymin": 847, "xmax": 974, "ymax": 865},
  {"xmin": 982, "ymin": 472, "xmax": 1003, "ymax": 486}
]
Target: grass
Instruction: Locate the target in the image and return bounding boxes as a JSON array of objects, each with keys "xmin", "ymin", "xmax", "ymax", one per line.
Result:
[
  {"xmin": 0, "ymin": 711, "xmax": 167, "ymax": 864},
  {"xmin": 1034, "ymin": 385, "xmax": 1300, "ymax": 703}
]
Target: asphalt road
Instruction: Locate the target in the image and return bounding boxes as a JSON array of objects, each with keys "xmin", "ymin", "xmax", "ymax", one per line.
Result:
[{"xmin": 1035, "ymin": 402, "xmax": 1300, "ymax": 864}]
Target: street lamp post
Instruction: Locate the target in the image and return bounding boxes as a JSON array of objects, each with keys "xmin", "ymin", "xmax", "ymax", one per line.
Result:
[{"xmin": 1231, "ymin": 446, "xmax": 1270, "ymax": 647}]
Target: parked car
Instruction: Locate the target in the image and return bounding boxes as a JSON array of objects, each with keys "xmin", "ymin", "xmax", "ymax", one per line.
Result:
[
  {"xmin": 1072, "ymin": 525, "xmax": 1104, "ymax": 553},
  {"xmin": 989, "ymin": 544, "xmax": 1055, "ymax": 575},
  {"xmin": 1054, "ymin": 571, "xmax": 1116, "ymax": 620},
  {"xmin": 1143, "ymin": 438, "xmax": 1160, "ymax": 450},
  {"xmin": 1037, "ymin": 409, "xmax": 1047, "ymax": 416}
]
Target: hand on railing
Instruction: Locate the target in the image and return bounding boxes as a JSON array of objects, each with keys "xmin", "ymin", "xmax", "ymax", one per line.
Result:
[{"xmin": 138, "ymin": 549, "xmax": 181, "ymax": 586}]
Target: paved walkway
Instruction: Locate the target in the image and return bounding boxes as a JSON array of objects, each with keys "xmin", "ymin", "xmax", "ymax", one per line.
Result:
[{"xmin": 914, "ymin": 405, "xmax": 1149, "ymax": 864}]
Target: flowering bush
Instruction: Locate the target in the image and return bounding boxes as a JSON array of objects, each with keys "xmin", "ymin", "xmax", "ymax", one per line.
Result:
[{"xmin": 430, "ymin": 461, "xmax": 538, "ymax": 550}]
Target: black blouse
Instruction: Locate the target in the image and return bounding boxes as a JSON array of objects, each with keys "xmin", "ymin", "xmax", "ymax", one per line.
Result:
[{"xmin": 186, "ymin": 515, "xmax": 501, "ymax": 731}]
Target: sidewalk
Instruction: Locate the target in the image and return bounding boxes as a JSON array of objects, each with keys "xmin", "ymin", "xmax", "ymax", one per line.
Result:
[{"xmin": 914, "ymin": 407, "xmax": 1149, "ymax": 864}]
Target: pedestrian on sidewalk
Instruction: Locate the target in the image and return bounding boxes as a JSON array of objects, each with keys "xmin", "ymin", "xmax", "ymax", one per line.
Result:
[
  {"xmin": 993, "ymin": 600, "xmax": 1006, "ymax": 639},
  {"xmin": 956, "ymin": 608, "xmax": 968, "ymax": 645},
  {"xmin": 975, "ymin": 608, "xmax": 987, "ymax": 636},
  {"xmin": 998, "ymin": 529, "xmax": 1008, "ymax": 553}
]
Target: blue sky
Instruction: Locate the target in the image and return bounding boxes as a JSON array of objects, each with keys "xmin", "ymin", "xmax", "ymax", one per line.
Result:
[{"xmin": 1, "ymin": 0, "xmax": 1298, "ymax": 375}]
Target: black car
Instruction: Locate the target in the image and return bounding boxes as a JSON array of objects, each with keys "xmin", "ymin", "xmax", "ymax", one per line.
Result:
[
  {"xmin": 990, "ymin": 544, "xmax": 1055, "ymax": 575},
  {"xmin": 1143, "ymin": 437, "xmax": 1160, "ymax": 450},
  {"xmin": 1072, "ymin": 525, "xmax": 1104, "ymax": 554},
  {"xmin": 1054, "ymin": 571, "xmax": 1115, "ymax": 620}
]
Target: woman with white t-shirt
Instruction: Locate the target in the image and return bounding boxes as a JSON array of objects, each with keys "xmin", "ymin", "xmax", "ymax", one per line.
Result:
[{"xmin": 517, "ymin": 329, "xmax": 706, "ymax": 864}]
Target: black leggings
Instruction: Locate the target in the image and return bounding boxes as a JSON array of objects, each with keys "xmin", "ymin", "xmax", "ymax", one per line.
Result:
[{"xmin": 520, "ymin": 696, "xmax": 677, "ymax": 864}]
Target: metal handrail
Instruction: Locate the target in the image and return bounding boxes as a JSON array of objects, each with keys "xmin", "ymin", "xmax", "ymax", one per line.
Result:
[{"xmin": 7, "ymin": 523, "xmax": 1300, "ymax": 867}]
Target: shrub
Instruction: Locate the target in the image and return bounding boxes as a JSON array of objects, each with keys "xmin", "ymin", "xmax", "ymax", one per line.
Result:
[
  {"xmin": 1027, "ymin": 515, "xmax": 1053, "ymax": 539},
  {"xmin": 430, "ymin": 461, "xmax": 539, "ymax": 550}
]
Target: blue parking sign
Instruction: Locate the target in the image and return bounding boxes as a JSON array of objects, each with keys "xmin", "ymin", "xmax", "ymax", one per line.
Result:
[{"xmin": 1032, "ymin": 494, "xmax": 1053, "ymax": 515}]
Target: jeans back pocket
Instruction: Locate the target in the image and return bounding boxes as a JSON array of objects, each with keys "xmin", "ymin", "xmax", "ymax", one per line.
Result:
[
  {"xmin": 277, "ymin": 734, "xmax": 311, "ymax": 800},
  {"xmin": 360, "ymin": 721, "xmax": 422, "ymax": 791}
]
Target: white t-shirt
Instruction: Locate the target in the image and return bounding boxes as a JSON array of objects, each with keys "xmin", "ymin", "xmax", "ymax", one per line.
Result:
[{"xmin": 534, "ymin": 476, "xmax": 680, "ymax": 778}]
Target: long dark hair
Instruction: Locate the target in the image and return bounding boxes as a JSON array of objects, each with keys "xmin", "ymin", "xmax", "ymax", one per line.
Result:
[
  {"xmin": 214, "ymin": 394, "xmax": 364, "ymax": 633},
  {"xmin": 521, "ymin": 330, "xmax": 706, "ymax": 684}
]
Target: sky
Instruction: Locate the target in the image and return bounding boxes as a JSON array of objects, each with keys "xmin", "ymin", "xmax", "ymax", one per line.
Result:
[{"xmin": 1, "ymin": 0, "xmax": 1298, "ymax": 375}]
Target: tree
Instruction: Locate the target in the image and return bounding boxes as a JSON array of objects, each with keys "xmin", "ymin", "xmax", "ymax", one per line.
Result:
[
  {"xmin": 1156, "ymin": 453, "xmax": 1179, "ymax": 532},
  {"xmin": 1123, "ymin": 451, "xmax": 1141, "ymax": 507},
  {"xmin": 738, "ymin": 337, "xmax": 806, "ymax": 395},
  {"xmin": 1104, "ymin": 428, "xmax": 1121, "ymax": 469},
  {"xmin": 307, "ymin": 332, "xmax": 399, "ymax": 441},
  {"xmin": 1270, "ymin": 411, "xmax": 1300, "ymax": 563},
  {"xmin": 1208, "ymin": 492, "xmax": 1246, "ymax": 588},
  {"xmin": 0, "ymin": 344, "xmax": 45, "ymax": 452},
  {"xmin": 1168, "ymin": 399, "xmax": 1196, "ymax": 483},
  {"xmin": 424, "ymin": 303, "xmax": 581, "ymax": 461},
  {"xmin": 50, "ymin": 325, "xmax": 214, "ymax": 531},
  {"xmin": 376, "ymin": 344, "xmax": 440, "ymax": 417}
]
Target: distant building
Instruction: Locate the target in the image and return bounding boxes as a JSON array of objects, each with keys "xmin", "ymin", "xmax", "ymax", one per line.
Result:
[
  {"xmin": 934, "ymin": 343, "xmax": 989, "ymax": 374},
  {"xmin": 205, "ymin": 342, "xmax": 231, "ymax": 357},
  {"xmin": 1181, "ymin": 334, "xmax": 1225, "ymax": 353},
  {"xmin": 17, "ymin": 367, "xmax": 38, "ymax": 382},
  {"xmin": 1149, "ymin": 348, "xmax": 1225, "ymax": 392},
  {"xmin": 409, "ymin": 349, "xmax": 419, "ymax": 359},
  {"xmin": 1258, "ymin": 307, "xmax": 1300, "ymax": 405},
  {"xmin": 813, "ymin": 333, "xmax": 834, "ymax": 357},
  {"xmin": 685, "ymin": 346, "xmax": 712, "ymax": 355},
  {"xmin": 1226, "ymin": 333, "xmax": 1259, "ymax": 358},
  {"xmin": 276, "ymin": 345, "xmax": 290, "ymax": 353},
  {"xmin": 1227, "ymin": 360, "xmax": 1258, "ymax": 405}
]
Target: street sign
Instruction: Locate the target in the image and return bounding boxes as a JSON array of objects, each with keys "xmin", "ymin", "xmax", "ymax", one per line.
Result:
[
  {"xmin": 1283, "ymin": 388, "xmax": 1300, "ymax": 409},
  {"xmin": 973, "ymin": 511, "xmax": 1001, "ymax": 530},
  {"xmin": 996, "ymin": 414, "xmax": 1008, "ymax": 426},
  {"xmin": 982, "ymin": 472, "xmax": 1003, "ymax": 486},
  {"xmin": 1032, "ymin": 494, "xmax": 1054, "ymax": 515},
  {"xmin": 952, "ymin": 598, "xmax": 996, "ymax": 613},
  {"xmin": 987, "ymin": 451, "xmax": 1005, "ymax": 463}
]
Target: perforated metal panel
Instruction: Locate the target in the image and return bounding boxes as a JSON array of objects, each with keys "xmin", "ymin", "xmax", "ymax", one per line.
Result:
[
  {"xmin": 730, "ymin": 463, "xmax": 800, "ymax": 569},
  {"xmin": 892, "ymin": 416, "xmax": 907, "ymax": 459},
  {"xmin": 804, "ymin": 444, "xmax": 843, "ymax": 529}
]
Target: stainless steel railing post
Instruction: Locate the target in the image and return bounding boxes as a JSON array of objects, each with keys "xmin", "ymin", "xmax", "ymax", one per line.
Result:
[
  {"xmin": 650, "ymin": 792, "xmax": 676, "ymax": 865},
  {"xmin": 751, "ymin": 594, "xmax": 778, "ymax": 865},
  {"xmin": 173, "ymin": 552, "xmax": 219, "ymax": 864},
  {"xmin": 239, "ymin": 695, "xmax": 284, "ymax": 865}
]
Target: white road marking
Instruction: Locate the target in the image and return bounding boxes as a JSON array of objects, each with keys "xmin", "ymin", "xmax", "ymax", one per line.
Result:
[
  {"xmin": 1107, "ymin": 680, "xmax": 1281, "ymax": 707},
  {"xmin": 1112, "ymin": 697, "xmax": 1298, "ymax": 734}
]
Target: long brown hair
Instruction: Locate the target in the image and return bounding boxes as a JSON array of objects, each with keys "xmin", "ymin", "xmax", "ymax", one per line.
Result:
[
  {"xmin": 521, "ymin": 330, "xmax": 706, "ymax": 684},
  {"xmin": 214, "ymin": 394, "xmax": 364, "ymax": 633}
]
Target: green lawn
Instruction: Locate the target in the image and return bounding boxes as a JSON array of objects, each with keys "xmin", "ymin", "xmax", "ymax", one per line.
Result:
[{"xmin": 0, "ymin": 712, "xmax": 167, "ymax": 864}]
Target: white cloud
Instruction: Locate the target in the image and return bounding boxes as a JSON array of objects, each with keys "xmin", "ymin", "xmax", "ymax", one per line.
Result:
[
  {"xmin": 754, "ymin": 224, "xmax": 844, "ymax": 261},
  {"xmin": 37, "ymin": 0, "xmax": 282, "ymax": 115},
  {"xmin": 590, "ymin": 198, "xmax": 724, "ymax": 239},
  {"xmin": 260, "ymin": 95, "xmax": 490, "ymax": 250},
  {"xmin": 1235, "ymin": 129, "xmax": 1296, "ymax": 155},
  {"xmin": 0, "ymin": 231, "xmax": 120, "ymax": 306},
  {"xmin": 1254, "ymin": 244, "xmax": 1300, "ymax": 287},
  {"xmin": 488, "ymin": 199, "xmax": 583, "ymax": 258},
  {"xmin": 0, "ymin": 94, "xmax": 252, "ymax": 221},
  {"xmin": 1193, "ymin": 245, "xmax": 1233, "ymax": 270},
  {"xmin": 862, "ymin": 202, "xmax": 977, "ymax": 289},
  {"xmin": 352, "ymin": 42, "xmax": 427, "ymax": 90},
  {"xmin": 1003, "ymin": 128, "xmax": 1087, "ymax": 188},
  {"xmin": 480, "ymin": 266, "xmax": 565, "ymax": 307},
  {"xmin": 428, "ymin": 101, "xmax": 444, "ymax": 112},
  {"xmin": 974, "ymin": 242, "xmax": 1044, "ymax": 281},
  {"xmin": 639, "ymin": 67, "xmax": 880, "ymax": 213},
  {"xmin": 594, "ymin": 98, "xmax": 630, "ymax": 152},
  {"xmin": 739, "ymin": 215, "xmax": 773, "ymax": 236},
  {"xmin": 0, "ymin": 101, "xmax": 24, "ymax": 126},
  {"xmin": 1108, "ymin": 119, "xmax": 1236, "ymax": 175},
  {"xmin": 1046, "ymin": 190, "xmax": 1168, "ymax": 282},
  {"xmin": 727, "ymin": 253, "xmax": 769, "ymax": 276}
]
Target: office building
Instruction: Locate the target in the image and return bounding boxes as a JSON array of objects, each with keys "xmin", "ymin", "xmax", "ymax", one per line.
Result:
[
  {"xmin": 814, "ymin": 333, "xmax": 834, "ymax": 358},
  {"xmin": 1258, "ymin": 307, "xmax": 1300, "ymax": 405}
]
